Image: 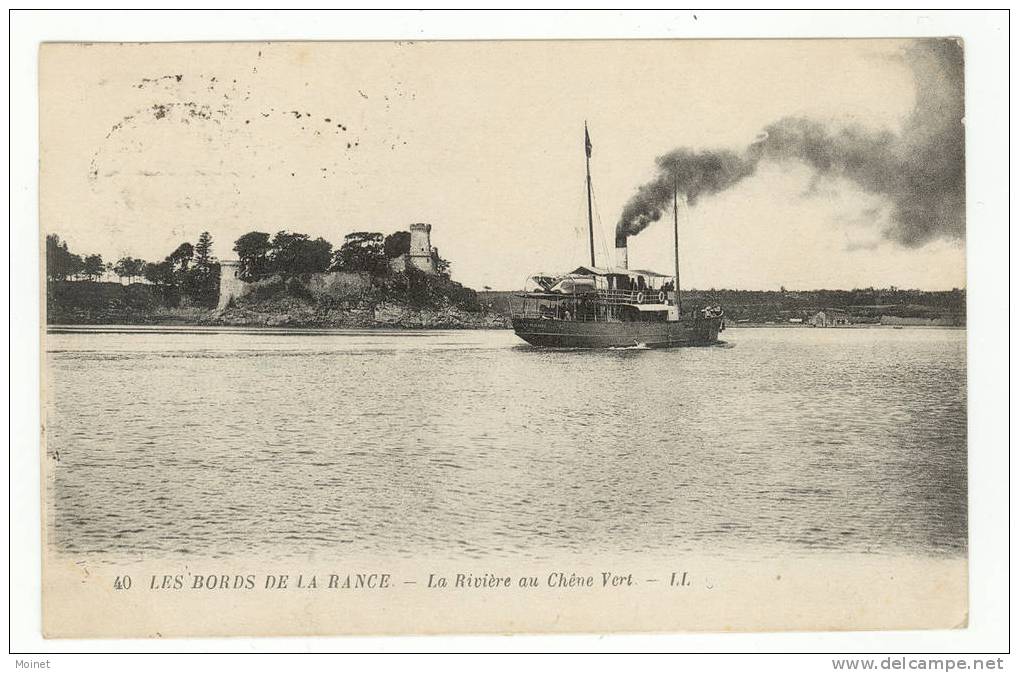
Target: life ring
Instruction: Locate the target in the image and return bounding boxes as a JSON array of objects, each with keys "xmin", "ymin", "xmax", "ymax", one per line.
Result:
[
  {"xmin": 635, "ymin": 292, "xmax": 644, "ymax": 304},
  {"xmin": 657, "ymin": 291, "xmax": 665, "ymax": 303}
]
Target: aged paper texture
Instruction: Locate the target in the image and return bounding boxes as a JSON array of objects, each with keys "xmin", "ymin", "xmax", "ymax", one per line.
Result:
[{"xmin": 40, "ymin": 39, "xmax": 967, "ymax": 637}]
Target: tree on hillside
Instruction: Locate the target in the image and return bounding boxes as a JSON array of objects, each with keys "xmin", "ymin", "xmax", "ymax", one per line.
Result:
[
  {"xmin": 383, "ymin": 230, "xmax": 411, "ymax": 259},
  {"xmin": 181, "ymin": 262, "xmax": 220, "ymax": 306},
  {"xmin": 431, "ymin": 248, "xmax": 451, "ymax": 277},
  {"xmin": 113, "ymin": 258, "xmax": 130, "ymax": 282},
  {"xmin": 233, "ymin": 231, "xmax": 272, "ymax": 281},
  {"xmin": 168, "ymin": 242, "xmax": 194, "ymax": 274},
  {"xmin": 82, "ymin": 254, "xmax": 106, "ymax": 281},
  {"xmin": 143, "ymin": 260, "xmax": 174, "ymax": 286},
  {"xmin": 333, "ymin": 232, "xmax": 386, "ymax": 275},
  {"xmin": 185, "ymin": 232, "xmax": 219, "ymax": 305},
  {"xmin": 194, "ymin": 231, "xmax": 214, "ymax": 270},
  {"xmin": 66, "ymin": 253, "xmax": 86, "ymax": 280},
  {"xmin": 45, "ymin": 234, "xmax": 84, "ymax": 281},
  {"xmin": 130, "ymin": 257, "xmax": 146, "ymax": 281},
  {"xmin": 268, "ymin": 231, "xmax": 333, "ymax": 279},
  {"xmin": 114, "ymin": 257, "xmax": 147, "ymax": 283},
  {"xmin": 140, "ymin": 237, "xmax": 220, "ymax": 306}
]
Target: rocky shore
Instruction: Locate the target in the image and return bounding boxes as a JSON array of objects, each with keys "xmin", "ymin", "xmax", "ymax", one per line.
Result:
[
  {"xmin": 214, "ymin": 297, "xmax": 511, "ymax": 329},
  {"xmin": 46, "ymin": 280, "xmax": 511, "ymax": 329}
]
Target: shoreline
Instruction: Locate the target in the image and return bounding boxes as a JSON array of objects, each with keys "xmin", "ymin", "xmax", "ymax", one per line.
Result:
[
  {"xmin": 45, "ymin": 303, "xmax": 513, "ymax": 331},
  {"xmin": 45, "ymin": 321, "xmax": 967, "ymax": 333},
  {"xmin": 44, "ymin": 318, "xmax": 513, "ymax": 331},
  {"xmin": 46, "ymin": 281, "xmax": 967, "ymax": 331},
  {"xmin": 45, "ymin": 323, "xmax": 513, "ymax": 333},
  {"xmin": 725, "ymin": 323, "xmax": 966, "ymax": 330}
]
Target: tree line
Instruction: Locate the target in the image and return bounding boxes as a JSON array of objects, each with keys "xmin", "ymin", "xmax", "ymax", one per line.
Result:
[
  {"xmin": 232, "ymin": 229, "xmax": 449, "ymax": 281},
  {"xmin": 691, "ymin": 286, "xmax": 967, "ymax": 312},
  {"xmin": 45, "ymin": 235, "xmax": 110, "ymax": 282},
  {"xmin": 46, "ymin": 226, "xmax": 451, "ymax": 300},
  {"xmin": 46, "ymin": 232, "xmax": 221, "ymax": 306}
]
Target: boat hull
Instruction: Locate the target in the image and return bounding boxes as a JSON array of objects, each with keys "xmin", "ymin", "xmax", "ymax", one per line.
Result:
[{"xmin": 511, "ymin": 317, "xmax": 722, "ymax": 348}]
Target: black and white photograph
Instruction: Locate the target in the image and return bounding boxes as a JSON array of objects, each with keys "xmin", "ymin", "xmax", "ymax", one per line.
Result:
[{"xmin": 14, "ymin": 11, "xmax": 1007, "ymax": 650}]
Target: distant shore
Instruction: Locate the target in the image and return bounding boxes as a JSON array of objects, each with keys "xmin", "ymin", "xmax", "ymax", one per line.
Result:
[
  {"xmin": 46, "ymin": 322, "xmax": 967, "ymax": 335},
  {"xmin": 46, "ymin": 319, "xmax": 966, "ymax": 332},
  {"xmin": 45, "ymin": 280, "xmax": 966, "ymax": 330}
]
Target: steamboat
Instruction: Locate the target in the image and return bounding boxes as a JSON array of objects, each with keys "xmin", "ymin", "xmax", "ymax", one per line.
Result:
[{"xmin": 511, "ymin": 125, "xmax": 724, "ymax": 348}]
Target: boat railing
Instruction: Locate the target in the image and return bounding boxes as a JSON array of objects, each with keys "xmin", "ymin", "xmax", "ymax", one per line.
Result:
[
  {"xmin": 521, "ymin": 289, "xmax": 671, "ymax": 305},
  {"xmin": 512, "ymin": 308, "xmax": 608, "ymax": 321},
  {"xmin": 595, "ymin": 289, "xmax": 669, "ymax": 305}
]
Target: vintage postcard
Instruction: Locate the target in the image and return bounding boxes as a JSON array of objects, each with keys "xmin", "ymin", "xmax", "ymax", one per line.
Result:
[{"xmin": 40, "ymin": 38, "xmax": 967, "ymax": 637}]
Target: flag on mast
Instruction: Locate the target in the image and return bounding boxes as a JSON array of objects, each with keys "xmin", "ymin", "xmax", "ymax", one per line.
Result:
[{"xmin": 585, "ymin": 124, "xmax": 592, "ymax": 158}]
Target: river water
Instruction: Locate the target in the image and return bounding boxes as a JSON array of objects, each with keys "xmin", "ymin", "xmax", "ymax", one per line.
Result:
[{"xmin": 44, "ymin": 326, "xmax": 967, "ymax": 562}]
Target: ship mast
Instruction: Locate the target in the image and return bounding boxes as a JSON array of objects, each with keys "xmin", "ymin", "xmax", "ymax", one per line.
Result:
[
  {"xmin": 674, "ymin": 178, "xmax": 683, "ymax": 314},
  {"xmin": 585, "ymin": 122, "xmax": 595, "ymax": 267}
]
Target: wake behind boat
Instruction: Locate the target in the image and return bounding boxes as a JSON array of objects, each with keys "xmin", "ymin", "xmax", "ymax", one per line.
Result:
[{"xmin": 512, "ymin": 125, "xmax": 723, "ymax": 348}]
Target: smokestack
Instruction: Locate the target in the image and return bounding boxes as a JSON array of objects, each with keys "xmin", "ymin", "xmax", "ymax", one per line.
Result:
[{"xmin": 615, "ymin": 240, "xmax": 628, "ymax": 270}]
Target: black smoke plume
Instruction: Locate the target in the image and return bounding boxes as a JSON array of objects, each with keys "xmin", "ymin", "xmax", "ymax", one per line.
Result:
[{"xmin": 616, "ymin": 39, "xmax": 964, "ymax": 249}]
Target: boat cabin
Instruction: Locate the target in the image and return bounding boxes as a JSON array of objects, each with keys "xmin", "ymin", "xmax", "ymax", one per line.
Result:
[{"xmin": 516, "ymin": 266, "xmax": 678, "ymax": 323}]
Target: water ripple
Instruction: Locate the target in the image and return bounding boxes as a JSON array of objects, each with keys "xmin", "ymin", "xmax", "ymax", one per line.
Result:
[{"xmin": 45, "ymin": 327, "xmax": 967, "ymax": 562}]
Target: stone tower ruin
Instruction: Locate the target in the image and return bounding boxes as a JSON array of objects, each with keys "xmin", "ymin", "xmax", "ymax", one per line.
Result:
[
  {"xmin": 217, "ymin": 259, "xmax": 245, "ymax": 310},
  {"xmin": 408, "ymin": 223, "xmax": 436, "ymax": 274}
]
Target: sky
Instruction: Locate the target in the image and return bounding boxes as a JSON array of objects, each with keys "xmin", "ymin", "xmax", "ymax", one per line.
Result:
[{"xmin": 40, "ymin": 39, "xmax": 966, "ymax": 290}]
